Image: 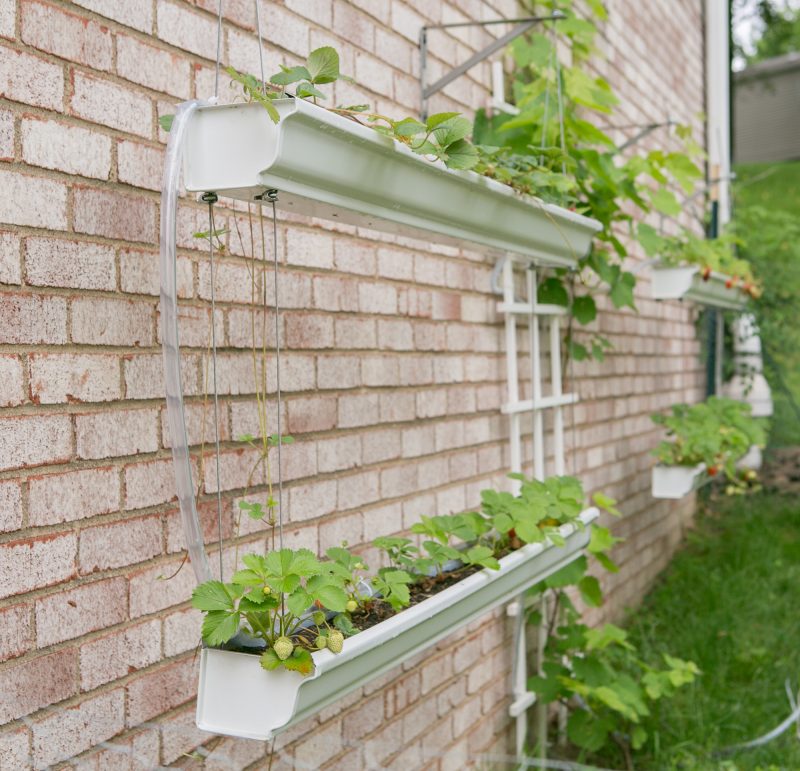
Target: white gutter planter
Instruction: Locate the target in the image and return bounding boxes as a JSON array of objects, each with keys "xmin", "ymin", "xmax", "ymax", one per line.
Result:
[
  {"xmin": 650, "ymin": 264, "xmax": 748, "ymax": 310},
  {"xmin": 196, "ymin": 507, "xmax": 598, "ymax": 741},
  {"xmin": 651, "ymin": 463, "xmax": 709, "ymax": 499},
  {"xmin": 736, "ymin": 445, "xmax": 763, "ymax": 470},
  {"xmin": 183, "ymin": 99, "xmax": 601, "ymax": 266}
]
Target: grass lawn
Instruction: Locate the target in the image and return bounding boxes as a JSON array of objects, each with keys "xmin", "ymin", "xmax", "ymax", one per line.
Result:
[
  {"xmin": 733, "ymin": 161, "xmax": 800, "ymax": 447},
  {"xmin": 599, "ymin": 488, "xmax": 800, "ymax": 769}
]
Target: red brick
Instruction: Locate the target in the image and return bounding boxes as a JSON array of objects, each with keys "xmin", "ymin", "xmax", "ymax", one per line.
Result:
[
  {"xmin": 71, "ymin": 297, "xmax": 154, "ymax": 346},
  {"xmin": 21, "ymin": 0, "xmax": 112, "ymax": 70},
  {"xmin": 31, "ymin": 689, "xmax": 125, "ymax": 767},
  {"xmin": 288, "ymin": 478, "xmax": 337, "ymax": 522},
  {"xmin": 317, "ymin": 434, "xmax": 361, "ymax": 473},
  {"xmin": 335, "ymin": 317, "xmax": 377, "ymax": 348},
  {"xmin": 124, "ymin": 457, "xmax": 178, "ymax": 510},
  {"xmin": 0, "ymin": 292, "xmax": 67, "ymax": 344},
  {"xmin": 287, "ymin": 395, "xmax": 338, "ymax": 434},
  {"xmin": 79, "ymin": 619, "xmax": 161, "ymax": 691},
  {"xmin": 29, "ymin": 353, "xmax": 121, "ymax": 404},
  {"xmin": 162, "ymin": 607, "xmax": 201, "ymax": 657},
  {"xmin": 317, "ymin": 354, "xmax": 361, "ymax": 390},
  {"xmin": 125, "ymin": 657, "xmax": 197, "ymax": 726},
  {"xmin": 359, "ymin": 282, "xmax": 398, "ymax": 314},
  {"xmin": 0, "ymin": 480, "xmax": 22, "ymax": 533},
  {"xmin": 79, "ymin": 515, "xmax": 162, "ymax": 573},
  {"xmin": 0, "ymin": 648, "xmax": 77, "ymax": 724},
  {"xmin": 0, "ymin": 168, "xmax": 67, "ymax": 229},
  {"xmin": 0, "ymin": 355, "xmax": 24, "ymax": 407},
  {"xmin": 160, "ymin": 705, "xmax": 209, "ymax": 766},
  {"xmin": 128, "ymin": 557, "xmax": 195, "ymax": 618},
  {"xmin": 156, "ymin": 0, "xmax": 218, "ymax": 56},
  {"xmin": 124, "ymin": 352, "xmax": 201, "ymax": 399},
  {"xmin": 0, "ymin": 414, "xmax": 72, "ymax": 471},
  {"xmin": 117, "ymin": 139, "xmax": 164, "ymax": 192},
  {"xmin": 0, "ymin": 604, "xmax": 33, "ymax": 663},
  {"xmin": 334, "ymin": 239, "xmax": 376, "ymax": 275},
  {"xmin": 285, "ymin": 313, "xmax": 334, "ymax": 349},
  {"xmin": 337, "ymin": 469, "xmax": 380, "ymax": 509},
  {"xmin": 73, "ymin": 187, "xmax": 157, "ymax": 244},
  {"xmin": 120, "ymin": 248, "xmax": 192, "ymax": 298},
  {"xmin": 0, "ymin": 231, "xmax": 22, "ymax": 284},
  {"xmin": 75, "ymin": 407, "xmax": 160, "ymax": 459},
  {"xmin": 313, "ymin": 275, "xmax": 359, "ymax": 311},
  {"xmin": 338, "ymin": 393, "xmax": 379, "ymax": 428},
  {"xmin": 25, "ymin": 237, "xmax": 116, "ymax": 290},
  {"xmin": 0, "ymin": 45, "xmax": 63, "ymax": 110},
  {"xmin": 117, "ymin": 33, "xmax": 191, "ymax": 98},
  {"xmin": 0, "ymin": 2, "xmax": 14, "ymax": 39},
  {"xmin": 0, "ymin": 108, "xmax": 15, "ymax": 161},
  {"xmin": 29, "ymin": 466, "xmax": 119, "ymax": 526},
  {"xmin": 35, "ymin": 577, "xmax": 128, "ymax": 647},
  {"xmin": 286, "ymin": 229, "xmax": 335, "ymax": 270},
  {"xmin": 0, "ymin": 727, "xmax": 31, "ymax": 769},
  {"xmin": 23, "ymin": 116, "xmax": 112, "ymax": 180},
  {"xmin": 70, "ymin": 71, "xmax": 152, "ymax": 138},
  {"xmin": 73, "ymin": 0, "xmax": 153, "ymax": 33}
]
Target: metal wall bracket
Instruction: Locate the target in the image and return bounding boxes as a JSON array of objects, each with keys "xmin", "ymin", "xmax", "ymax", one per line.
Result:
[{"xmin": 418, "ymin": 12, "xmax": 564, "ymax": 120}]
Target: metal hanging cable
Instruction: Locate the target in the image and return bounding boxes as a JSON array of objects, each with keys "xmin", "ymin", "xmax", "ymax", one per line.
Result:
[
  {"xmin": 213, "ymin": 0, "xmax": 223, "ymax": 99},
  {"xmin": 266, "ymin": 189, "xmax": 285, "ymax": 550},
  {"xmin": 202, "ymin": 192, "xmax": 225, "ymax": 580},
  {"xmin": 253, "ymin": 0, "xmax": 267, "ymax": 92}
]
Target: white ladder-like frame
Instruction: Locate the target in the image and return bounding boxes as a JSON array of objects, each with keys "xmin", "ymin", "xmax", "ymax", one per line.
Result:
[{"xmin": 498, "ymin": 256, "xmax": 579, "ymax": 756}]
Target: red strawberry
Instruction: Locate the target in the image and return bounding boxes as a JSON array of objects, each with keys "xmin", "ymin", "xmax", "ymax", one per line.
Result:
[
  {"xmin": 707, "ymin": 465, "xmax": 719, "ymax": 477},
  {"xmin": 701, "ymin": 267, "xmax": 712, "ymax": 281}
]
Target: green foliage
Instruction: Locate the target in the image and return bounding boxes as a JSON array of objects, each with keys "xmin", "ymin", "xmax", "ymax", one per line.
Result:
[
  {"xmin": 528, "ymin": 549, "xmax": 699, "ymax": 761},
  {"xmin": 191, "ymin": 547, "xmax": 351, "ymax": 676},
  {"xmin": 589, "ymin": 492, "xmax": 800, "ymax": 768},
  {"xmin": 652, "ymin": 396, "xmax": 767, "ymax": 490},
  {"xmin": 734, "ymin": 0, "xmax": 800, "ymax": 64},
  {"xmin": 733, "ymin": 161, "xmax": 800, "ymax": 446}
]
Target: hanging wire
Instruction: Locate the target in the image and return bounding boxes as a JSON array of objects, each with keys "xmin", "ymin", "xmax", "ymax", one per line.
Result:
[
  {"xmin": 553, "ymin": 25, "xmax": 567, "ymax": 174},
  {"xmin": 213, "ymin": 0, "xmax": 224, "ymax": 99},
  {"xmin": 202, "ymin": 193, "xmax": 225, "ymax": 580},
  {"xmin": 267, "ymin": 189, "xmax": 285, "ymax": 550},
  {"xmin": 253, "ymin": 0, "xmax": 267, "ymax": 92}
]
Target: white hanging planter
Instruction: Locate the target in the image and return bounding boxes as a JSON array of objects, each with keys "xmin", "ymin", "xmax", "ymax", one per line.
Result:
[
  {"xmin": 196, "ymin": 507, "xmax": 599, "ymax": 741},
  {"xmin": 182, "ymin": 98, "xmax": 601, "ymax": 267},
  {"xmin": 736, "ymin": 445, "xmax": 763, "ymax": 470},
  {"xmin": 650, "ymin": 264, "xmax": 749, "ymax": 310},
  {"xmin": 651, "ymin": 463, "xmax": 709, "ymax": 499}
]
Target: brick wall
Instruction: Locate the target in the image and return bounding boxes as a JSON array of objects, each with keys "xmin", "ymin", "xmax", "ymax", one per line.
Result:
[{"xmin": 0, "ymin": 0, "xmax": 706, "ymax": 768}]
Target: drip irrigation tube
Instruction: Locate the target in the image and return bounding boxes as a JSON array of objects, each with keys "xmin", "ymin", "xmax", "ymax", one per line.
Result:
[{"xmin": 159, "ymin": 98, "xmax": 213, "ymax": 585}]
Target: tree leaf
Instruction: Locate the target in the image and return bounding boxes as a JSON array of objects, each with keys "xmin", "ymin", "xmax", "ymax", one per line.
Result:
[
  {"xmin": 283, "ymin": 647, "xmax": 315, "ymax": 676},
  {"xmin": 588, "ymin": 524, "xmax": 622, "ymax": 554},
  {"xmin": 545, "ymin": 556, "xmax": 587, "ymax": 588},
  {"xmin": 567, "ymin": 710, "xmax": 610, "ymax": 752},
  {"xmin": 192, "ymin": 580, "xmax": 235, "ymax": 612},
  {"xmin": 392, "ymin": 117, "xmax": 427, "ymax": 137},
  {"xmin": 592, "ymin": 492, "xmax": 622, "ymax": 517},
  {"xmin": 159, "ymin": 114, "xmax": 174, "ymax": 132},
  {"xmin": 425, "ymin": 111, "xmax": 461, "ymax": 130},
  {"xmin": 572, "ymin": 295, "xmax": 597, "ymax": 324},
  {"xmin": 538, "ymin": 276, "xmax": 569, "ymax": 306},
  {"xmin": 649, "ymin": 188, "xmax": 681, "ymax": 217},
  {"xmin": 306, "ymin": 46, "xmax": 340, "ymax": 84},
  {"xmin": 270, "ymin": 65, "xmax": 311, "ymax": 86},
  {"xmin": 578, "ymin": 575, "xmax": 603, "ymax": 607},
  {"xmin": 442, "ymin": 139, "xmax": 478, "ymax": 170},
  {"xmin": 201, "ymin": 610, "xmax": 240, "ymax": 646}
]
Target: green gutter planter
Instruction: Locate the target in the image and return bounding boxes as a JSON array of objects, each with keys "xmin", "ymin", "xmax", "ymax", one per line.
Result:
[
  {"xmin": 183, "ymin": 99, "xmax": 600, "ymax": 267},
  {"xmin": 196, "ymin": 507, "xmax": 598, "ymax": 741},
  {"xmin": 651, "ymin": 463, "xmax": 709, "ymax": 499},
  {"xmin": 650, "ymin": 264, "xmax": 749, "ymax": 310}
]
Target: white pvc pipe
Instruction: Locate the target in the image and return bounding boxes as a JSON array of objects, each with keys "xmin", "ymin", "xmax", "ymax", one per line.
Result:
[{"xmin": 160, "ymin": 99, "xmax": 213, "ymax": 585}]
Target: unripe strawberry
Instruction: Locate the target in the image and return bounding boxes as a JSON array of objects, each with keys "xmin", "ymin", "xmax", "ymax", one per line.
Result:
[
  {"xmin": 346, "ymin": 600, "xmax": 358, "ymax": 613},
  {"xmin": 262, "ymin": 585, "xmax": 271, "ymax": 595},
  {"xmin": 354, "ymin": 562, "xmax": 365, "ymax": 571},
  {"xmin": 327, "ymin": 630, "xmax": 344, "ymax": 654},
  {"xmin": 312, "ymin": 611, "xmax": 326, "ymax": 626},
  {"xmin": 273, "ymin": 636, "xmax": 293, "ymax": 661},
  {"xmin": 315, "ymin": 635, "xmax": 327, "ymax": 649},
  {"xmin": 745, "ymin": 469, "xmax": 758, "ymax": 481}
]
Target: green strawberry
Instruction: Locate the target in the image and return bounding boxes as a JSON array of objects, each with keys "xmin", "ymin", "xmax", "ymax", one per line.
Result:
[
  {"xmin": 273, "ymin": 636, "xmax": 293, "ymax": 661},
  {"xmin": 327, "ymin": 630, "xmax": 344, "ymax": 654},
  {"xmin": 345, "ymin": 600, "xmax": 358, "ymax": 613},
  {"xmin": 315, "ymin": 635, "xmax": 327, "ymax": 649}
]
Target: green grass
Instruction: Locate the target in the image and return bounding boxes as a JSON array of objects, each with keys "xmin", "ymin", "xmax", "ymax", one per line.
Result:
[
  {"xmin": 598, "ymin": 490, "xmax": 800, "ymax": 769},
  {"xmin": 733, "ymin": 161, "xmax": 800, "ymax": 447}
]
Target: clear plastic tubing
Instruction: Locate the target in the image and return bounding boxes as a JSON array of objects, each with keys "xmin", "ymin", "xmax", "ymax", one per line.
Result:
[{"xmin": 159, "ymin": 100, "xmax": 212, "ymax": 585}]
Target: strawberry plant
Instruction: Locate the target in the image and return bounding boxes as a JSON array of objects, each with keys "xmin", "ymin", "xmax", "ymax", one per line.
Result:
[
  {"xmin": 191, "ymin": 548, "xmax": 350, "ymax": 676},
  {"xmin": 652, "ymin": 396, "xmax": 767, "ymax": 490}
]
